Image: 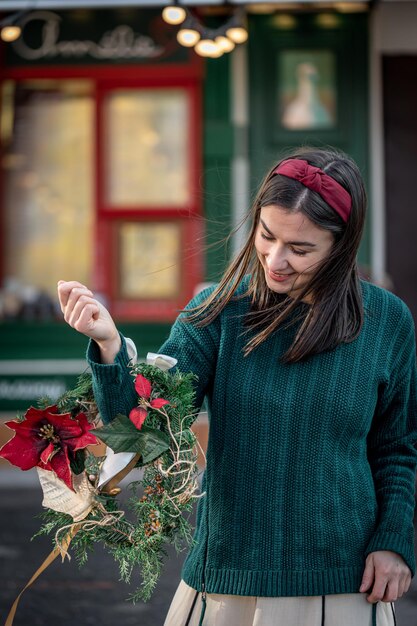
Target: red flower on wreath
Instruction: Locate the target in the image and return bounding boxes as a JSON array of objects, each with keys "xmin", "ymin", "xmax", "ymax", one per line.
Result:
[
  {"xmin": 129, "ymin": 374, "xmax": 169, "ymax": 430},
  {"xmin": 0, "ymin": 406, "xmax": 98, "ymax": 491}
]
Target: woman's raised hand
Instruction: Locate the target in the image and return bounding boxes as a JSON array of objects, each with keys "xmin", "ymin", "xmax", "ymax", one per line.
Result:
[{"xmin": 57, "ymin": 280, "xmax": 121, "ymax": 363}]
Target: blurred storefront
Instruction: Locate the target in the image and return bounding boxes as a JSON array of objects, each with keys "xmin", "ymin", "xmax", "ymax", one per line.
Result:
[
  {"xmin": 0, "ymin": 0, "xmax": 414, "ymax": 416},
  {"xmin": 0, "ymin": 7, "xmax": 212, "ymax": 414}
]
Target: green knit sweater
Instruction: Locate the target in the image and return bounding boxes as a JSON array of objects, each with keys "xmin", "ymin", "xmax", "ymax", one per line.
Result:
[{"xmin": 87, "ymin": 277, "xmax": 417, "ymax": 598}]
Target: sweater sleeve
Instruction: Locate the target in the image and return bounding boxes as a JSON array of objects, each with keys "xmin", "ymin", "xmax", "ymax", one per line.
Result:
[
  {"xmin": 364, "ymin": 304, "xmax": 417, "ymax": 575},
  {"xmin": 86, "ymin": 285, "xmax": 221, "ymax": 424},
  {"xmin": 86, "ymin": 333, "xmax": 137, "ymax": 424},
  {"xmin": 157, "ymin": 302, "xmax": 221, "ymax": 411}
]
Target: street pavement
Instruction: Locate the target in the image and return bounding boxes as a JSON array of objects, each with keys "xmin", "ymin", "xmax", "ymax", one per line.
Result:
[{"xmin": 0, "ymin": 473, "xmax": 416, "ymax": 626}]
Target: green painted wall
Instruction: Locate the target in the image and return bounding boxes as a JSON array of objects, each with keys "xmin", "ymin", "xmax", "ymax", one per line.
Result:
[{"xmin": 203, "ymin": 55, "xmax": 233, "ymax": 283}]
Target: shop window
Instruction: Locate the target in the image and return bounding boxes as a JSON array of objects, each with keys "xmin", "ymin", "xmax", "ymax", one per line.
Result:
[
  {"xmin": 1, "ymin": 79, "xmax": 94, "ymax": 299},
  {"xmin": 118, "ymin": 221, "xmax": 181, "ymax": 299},
  {"xmin": 104, "ymin": 89, "xmax": 190, "ymax": 208},
  {"xmin": 97, "ymin": 82, "xmax": 201, "ymax": 321},
  {"xmin": 0, "ymin": 77, "xmax": 201, "ymax": 322}
]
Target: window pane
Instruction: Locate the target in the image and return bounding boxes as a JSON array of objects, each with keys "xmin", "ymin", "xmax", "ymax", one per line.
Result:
[
  {"xmin": 2, "ymin": 80, "xmax": 94, "ymax": 297},
  {"xmin": 119, "ymin": 222, "xmax": 181, "ymax": 298},
  {"xmin": 105, "ymin": 89, "xmax": 190, "ymax": 207}
]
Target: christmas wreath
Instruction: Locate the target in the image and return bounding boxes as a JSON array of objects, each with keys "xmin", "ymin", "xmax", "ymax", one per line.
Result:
[{"xmin": 0, "ymin": 354, "xmax": 204, "ymax": 617}]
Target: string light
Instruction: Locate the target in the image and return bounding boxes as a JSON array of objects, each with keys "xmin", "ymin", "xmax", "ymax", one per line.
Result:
[
  {"xmin": 224, "ymin": 8, "xmax": 248, "ymax": 45},
  {"xmin": 162, "ymin": 5, "xmax": 248, "ymax": 58},
  {"xmin": 194, "ymin": 39, "xmax": 223, "ymax": 58},
  {"xmin": 1, "ymin": 25, "xmax": 21, "ymax": 43},
  {"xmin": 225, "ymin": 26, "xmax": 248, "ymax": 44},
  {"xmin": 177, "ymin": 28, "xmax": 201, "ymax": 47},
  {"xmin": 215, "ymin": 36, "xmax": 235, "ymax": 53},
  {"xmin": 0, "ymin": 10, "xmax": 25, "ymax": 43},
  {"xmin": 162, "ymin": 5, "xmax": 186, "ymax": 26}
]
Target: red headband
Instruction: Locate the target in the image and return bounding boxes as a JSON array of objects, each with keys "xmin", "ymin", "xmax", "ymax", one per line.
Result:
[{"xmin": 273, "ymin": 159, "xmax": 352, "ymax": 223}]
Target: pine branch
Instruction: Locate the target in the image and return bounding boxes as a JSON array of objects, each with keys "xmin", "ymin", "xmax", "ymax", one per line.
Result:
[{"xmin": 30, "ymin": 360, "xmax": 203, "ymax": 603}]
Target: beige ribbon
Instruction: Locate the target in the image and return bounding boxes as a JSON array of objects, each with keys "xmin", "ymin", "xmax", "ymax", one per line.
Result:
[
  {"xmin": 4, "ymin": 525, "xmax": 79, "ymax": 626},
  {"xmin": 5, "ymin": 452, "xmax": 141, "ymax": 625}
]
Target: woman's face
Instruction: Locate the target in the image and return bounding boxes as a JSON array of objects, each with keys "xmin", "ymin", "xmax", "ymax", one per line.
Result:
[{"xmin": 254, "ymin": 205, "xmax": 335, "ymax": 302}]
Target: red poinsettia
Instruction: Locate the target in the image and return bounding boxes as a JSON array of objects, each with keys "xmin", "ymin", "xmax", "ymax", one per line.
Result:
[
  {"xmin": 0, "ymin": 405, "xmax": 98, "ymax": 491},
  {"xmin": 129, "ymin": 374, "xmax": 169, "ymax": 430}
]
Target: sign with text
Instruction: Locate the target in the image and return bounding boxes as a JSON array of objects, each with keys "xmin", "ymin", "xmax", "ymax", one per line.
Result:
[
  {"xmin": 4, "ymin": 9, "xmax": 190, "ymax": 66},
  {"xmin": 0, "ymin": 375, "xmax": 76, "ymax": 411}
]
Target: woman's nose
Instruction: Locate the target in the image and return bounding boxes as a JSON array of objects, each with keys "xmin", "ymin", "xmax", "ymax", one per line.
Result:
[{"xmin": 268, "ymin": 245, "xmax": 289, "ymax": 271}]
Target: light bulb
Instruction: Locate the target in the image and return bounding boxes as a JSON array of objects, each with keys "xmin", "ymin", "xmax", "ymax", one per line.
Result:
[
  {"xmin": 215, "ymin": 36, "xmax": 235, "ymax": 53},
  {"xmin": 225, "ymin": 26, "xmax": 248, "ymax": 44},
  {"xmin": 162, "ymin": 5, "xmax": 186, "ymax": 25},
  {"xmin": 316, "ymin": 13, "xmax": 340, "ymax": 28},
  {"xmin": 272, "ymin": 14, "xmax": 297, "ymax": 30},
  {"xmin": 1, "ymin": 25, "xmax": 21, "ymax": 42},
  {"xmin": 177, "ymin": 28, "xmax": 200, "ymax": 47},
  {"xmin": 194, "ymin": 39, "xmax": 223, "ymax": 58}
]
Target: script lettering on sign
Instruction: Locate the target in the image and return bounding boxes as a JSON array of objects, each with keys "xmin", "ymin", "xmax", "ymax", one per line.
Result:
[{"xmin": 12, "ymin": 11, "xmax": 165, "ymax": 61}]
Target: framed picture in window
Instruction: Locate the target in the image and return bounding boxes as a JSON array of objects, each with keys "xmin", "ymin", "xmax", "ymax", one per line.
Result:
[{"xmin": 278, "ymin": 50, "xmax": 337, "ymax": 131}]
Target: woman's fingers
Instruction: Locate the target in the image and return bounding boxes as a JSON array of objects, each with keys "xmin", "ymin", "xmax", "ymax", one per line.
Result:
[
  {"xmin": 359, "ymin": 556, "xmax": 374, "ymax": 593},
  {"xmin": 66, "ymin": 293, "xmax": 96, "ymax": 325},
  {"xmin": 400, "ymin": 571, "xmax": 411, "ymax": 596},
  {"xmin": 68, "ymin": 297, "xmax": 99, "ymax": 332},
  {"xmin": 57, "ymin": 280, "xmax": 92, "ymax": 313},
  {"xmin": 57, "ymin": 279, "xmax": 118, "ymax": 347},
  {"xmin": 366, "ymin": 573, "xmax": 389, "ymax": 603},
  {"xmin": 57, "ymin": 281, "xmax": 95, "ymax": 326},
  {"xmin": 64, "ymin": 288, "xmax": 94, "ymax": 321},
  {"xmin": 396, "ymin": 576, "xmax": 406, "ymax": 599},
  {"xmin": 73, "ymin": 302, "xmax": 101, "ymax": 334},
  {"xmin": 382, "ymin": 579, "xmax": 399, "ymax": 602}
]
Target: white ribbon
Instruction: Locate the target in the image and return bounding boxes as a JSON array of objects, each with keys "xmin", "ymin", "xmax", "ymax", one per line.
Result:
[
  {"xmin": 98, "ymin": 447, "xmax": 136, "ymax": 488},
  {"xmin": 146, "ymin": 352, "xmax": 178, "ymax": 371}
]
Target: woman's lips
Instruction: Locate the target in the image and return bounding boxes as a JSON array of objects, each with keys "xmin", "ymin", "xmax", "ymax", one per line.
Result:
[{"xmin": 267, "ymin": 269, "xmax": 295, "ymax": 282}]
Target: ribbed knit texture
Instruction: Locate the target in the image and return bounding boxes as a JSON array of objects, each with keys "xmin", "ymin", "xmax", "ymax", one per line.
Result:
[{"xmin": 87, "ymin": 277, "xmax": 417, "ymax": 597}]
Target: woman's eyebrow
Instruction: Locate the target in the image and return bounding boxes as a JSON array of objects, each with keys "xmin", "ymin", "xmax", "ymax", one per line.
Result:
[{"xmin": 259, "ymin": 219, "xmax": 317, "ymax": 247}]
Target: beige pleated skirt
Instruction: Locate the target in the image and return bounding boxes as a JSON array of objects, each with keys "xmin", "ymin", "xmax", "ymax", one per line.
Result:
[{"xmin": 163, "ymin": 579, "xmax": 396, "ymax": 626}]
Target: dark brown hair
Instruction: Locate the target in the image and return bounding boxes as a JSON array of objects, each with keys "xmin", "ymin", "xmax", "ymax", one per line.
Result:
[{"xmin": 183, "ymin": 147, "xmax": 367, "ymax": 363}]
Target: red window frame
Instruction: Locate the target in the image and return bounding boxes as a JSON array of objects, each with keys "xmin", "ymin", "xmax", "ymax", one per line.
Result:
[{"xmin": 0, "ymin": 59, "xmax": 204, "ymax": 322}]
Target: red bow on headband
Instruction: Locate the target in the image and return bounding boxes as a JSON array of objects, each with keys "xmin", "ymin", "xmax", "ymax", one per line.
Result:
[{"xmin": 273, "ymin": 159, "xmax": 352, "ymax": 222}]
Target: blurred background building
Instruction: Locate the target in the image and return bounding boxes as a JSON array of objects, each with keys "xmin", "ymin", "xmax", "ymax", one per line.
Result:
[{"xmin": 0, "ymin": 0, "xmax": 415, "ymax": 420}]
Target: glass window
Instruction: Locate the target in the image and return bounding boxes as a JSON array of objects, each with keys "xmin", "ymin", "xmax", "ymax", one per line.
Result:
[
  {"xmin": 1, "ymin": 79, "xmax": 94, "ymax": 297},
  {"xmin": 118, "ymin": 221, "xmax": 181, "ymax": 299},
  {"xmin": 105, "ymin": 89, "xmax": 190, "ymax": 208}
]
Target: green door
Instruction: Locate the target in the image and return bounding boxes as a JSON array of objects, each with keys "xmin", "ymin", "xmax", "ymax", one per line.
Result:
[{"xmin": 249, "ymin": 12, "xmax": 369, "ymax": 266}]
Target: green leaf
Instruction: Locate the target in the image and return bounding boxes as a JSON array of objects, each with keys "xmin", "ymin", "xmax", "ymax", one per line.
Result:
[
  {"xmin": 70, "ymin": 449, "xmax": 85, "ymax": 475},
  {"xmin": 92, "ymin": 414, "xmax": 170, "ymax": 463},
  {"xmin": 137, "ymin": 426, "xmax": 170, "ymax": 464}
]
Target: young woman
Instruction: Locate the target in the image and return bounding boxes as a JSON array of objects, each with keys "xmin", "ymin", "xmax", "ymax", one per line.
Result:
[{"xmin": 58, "ymin": 147, "xmax": 417, "ymax": 626}]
